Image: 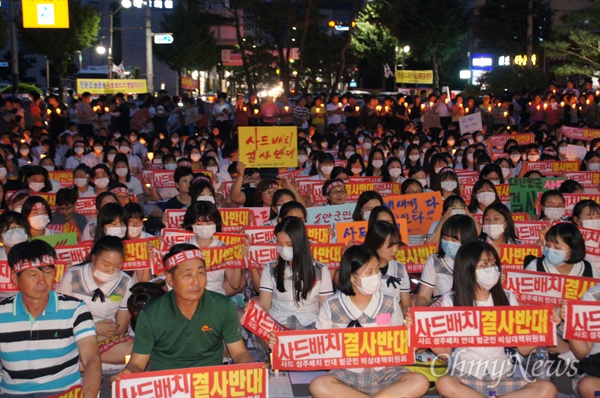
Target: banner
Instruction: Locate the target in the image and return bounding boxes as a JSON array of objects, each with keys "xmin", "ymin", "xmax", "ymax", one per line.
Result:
[
  {"xmin": 32, "ymin": 192, "xmax": 57, "ymax": 211},
  {"xmin": 152, "ymin": 243, "xmax": 245, "ymax": 275},
  {"xmin": 244, "ymin": 226, "xmax": 275, "ymax": 244},
  {"xmin": 579, "ymin": 226, "xmax": 600, "ymax": 258},
  {"xmin": 238, "ymin": 126, "xmax": 297, "ymax": 168},
  {"xmin": 221, "ymin": 208, "xmax": 253, "ymax": 232},
  {"xmin": 48, "ymin": 170, "xmax": 74, "ymax": 188},
  {"xmin": 410, "ymin": 306, "xmax": 556, "ymax": 348},
  {"xmin": 213, "ymin": 233, "xmax": 247, "ymax": 246},
  {"xmin": 513, "ymin": 221, "xmax": 547, "ymax": 244},
  {"xmin": 487, "ymin": 133, "xmax": 535, "ymax": 152},
  {"xmin": 0, "ymin": 260, "xmax": 67, "ymax": 292},
  {"xmin": 112, "ymin": 363, "xmax": 268, "ymax": 398},
  {"xmin": 245, "ymin": 244, "xmax": 278, "ymax": 270},
  {"xmin": 76, "ymin": 79, "xmax": 148, "ymax": 95},
  {"xmin": 165, "ymin": 209, "xmax": 186, "ymax": 229},
  {"xmin": 310, "ymin": 243, "xmax": 345, "ymax": 270},
  {"xmin": 32, "ymin": 232, "xmax": 77, "ymax": 248},
  {"xmin": 565, "ymin": 171, "xmax": 600, "ymax": 186},
  {"xmin": 562, "ymin": 126, "xmax": 600, "ymax": 141},
  {"xmin": 306, "ymin": 203, "xmax": 354, "ymax": 226},
  {"xmin": 335, "ymin": 221, "xmax": 368, "ymax": 244},
  {"xmin": 459, "ymin": 112, "xmax": 483, "ymax": 135},
  {"xmin": 160, "ymin": 228, "xmax": 195, "ymax": 247},
  {"xmin": 121, "ymin": 237, "xmax": 161, "ymax": 271},
  {"xmin": 564, "ymin": 301, "xmax": 600, "ymax": 341},
  {"xmin": 522, "ymin": 161, "xmax": 580, "ymax": 176},
  {"xmin": 509, "ymin": 178, "xmax": 565, "ymax": 216},
  {"xmin": 496, "ymin": 244, "xmax": 542, "ymax": 271},
  {"xmin": 396, "ymin": 244, "xmax": 438, "ymax": 273},
  {"xmin": 247, "ymin": 207, "xmax": 271, "ymax": 227},
  {"xmin": 311, "ymin": 182, "xmax": 376, "ymax": 204},
  {"xmin": 383, "ymin": 192, "xmax": 443, "ymax": 235},
  {"xmin": 306, "ymin": 224, "xmax": 331, "ymax": 244},
  {"xmin": 153, "ymin": 170, "xmax": 176, "ymax": 188},
  {"xmin": 504, "ymin": 270, "xmax": 599, "ymax": 305},
  {"xmin": 55, "ymin": 243, "xmax": 93, "ymax": 265},
  {"xmin": 75, "ymin": 197, "xmax": 97, "ymax": 216},
  {"xmin": 296, "ymin": 179, "xmax": 322, "ymax": 197},
  {"xmin": 395, "ymin": 70, "xmax": 433, "ymax": 84},
  {"xmin": 240, "ymin": 301, "xmax": 287, "ymax": 342},
  {"xmin": 273, "ymin": 326, "xmax": 414, "ymax": 370},
  {"xmin": 373, "ymin": 182, "xmax": 402, "ymax": 196}
]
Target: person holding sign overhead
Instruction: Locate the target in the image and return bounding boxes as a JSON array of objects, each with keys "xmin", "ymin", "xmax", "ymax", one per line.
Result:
[{"xmin": 306, "ymin": 245, "xmax": 429, "ymax": 398}]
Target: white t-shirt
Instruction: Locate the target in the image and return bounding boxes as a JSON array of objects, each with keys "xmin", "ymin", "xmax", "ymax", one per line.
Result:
[
  {"xmin": 186, "ymin": 236, "xmax": 227, "ymax": 296},
  {"xmin": 326, "ymin": 103, "xmax": 343, "ymax": 125},
  {"xmin": 260, "ymin": 261, "xmax": 333, "ymax": 327},
  {"xmin": 125, "ymin": 176, "xmax": 144, "ymax": 197}
]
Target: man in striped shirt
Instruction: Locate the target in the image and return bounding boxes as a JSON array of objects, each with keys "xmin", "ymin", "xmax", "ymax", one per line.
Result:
[{"xmin": 0, "ymin": 240, "xmax": 101, "ymax": 397}]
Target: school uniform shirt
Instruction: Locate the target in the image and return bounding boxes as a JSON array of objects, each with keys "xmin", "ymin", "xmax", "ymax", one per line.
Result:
[
  {"xmin": 379, "ymin": 259, "xmax": 410, "ymax": 301},
  {"xmin": 76, "ymin": 185, "xmax": 96, "ymax": 198},
  {"xmin": 185, "ymin": 237, "xmax": 228, "ymax": 296},
  {"xmin": 64, "ymin": 155, "xmax": 87, "ymax": 170},
  {"xmin": 124, "ymin": 176, "xmax": 144, "ymax": 197},
  {"xmin": 317, "ymin": 291, "xmax": 403, "ymax": 373},
  {"xmin": 440, "ymin": 290, "xmax": 519, "ymax": 379},
  {"xmin": 260, "ymin": 261, "xmax": 333, "ymax": 327},
  {"xmin": 525, "ymin": 259, "xmax": 600, "ymax": 278},
  {"xmin": 420, "ymin": 254, "xmax": 455, "ymax": 298},
  {"xmin": 57, "ymin": 263, "xmax": 134, "ymax": 323}
]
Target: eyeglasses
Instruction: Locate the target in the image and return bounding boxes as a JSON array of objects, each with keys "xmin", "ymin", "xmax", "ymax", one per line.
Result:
[
  {"xmin": 476, "ymin": 261, "xmax": 498, "ymax": 269},
  {"xmin": 330, "ymin": 189, "xmax": 347, "ymax": 196}
]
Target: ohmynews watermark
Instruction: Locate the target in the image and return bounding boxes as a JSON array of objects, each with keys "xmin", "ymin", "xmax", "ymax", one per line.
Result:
[{"xmin": 430, "ymin": 350, "xmax": 579, "ymax": 388}]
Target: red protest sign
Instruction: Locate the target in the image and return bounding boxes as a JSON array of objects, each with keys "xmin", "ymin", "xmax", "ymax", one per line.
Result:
[
  {"xmin": 202, "ymin": 243, "xmax": 245, "ymax": 272},
  {"xmin": 273, "ymin": 326, "xmax": 413, "ymax": 371},
  {"xmin": 55, "ymin": 243, "xmax": 93, "ymax": 265},
  {"xmin": 112, "ymin": 363, "xmax": 268, "ymax": 398},
  {"xmin": 152, "ymin": 170, "xmax": 175, "ymax": 188},
  {"xmin": 496, "ymin": 244, "xmax": 542, "ymax": 271},
  {"xmin": 75, "ymin": 197, "xmax": 97, "ymax": 216},
  {"xmin": 121, "ymin": 237, "xmax": 161, "ymax": 271},
  {"xmin": 514, "ymin": 221, "xmax": 547, "ymax": 244},
  {"xmin": 247, "ymin": 207, "xmax": 271, "ymax": 227},
  {"xmin": 32, "ymin": 192, "xmax": 57, "ymax": 211},
  {"xmin": 396, "ymin": 244, "xmax": 438, "ymax": 273},
  {"xmin": 213, "ymin": 232, "xmax": 247, "ymax": 246},
  {"xmin": 0, "ymin": 260, "xmax": 68, "ymax": 292},
  {"xmin": 579, "ymin": 226, "xmax": 600, "ymax": 257},
  {"xmin": 310, "ymin": 243, "xmax": 345, "ymax": 270},
  {"xmin": 522, "ymin": 161, "xmax": 580, "ymax": 176},
  {"xmin": 165, "ymin": 209, "xmax": 186, "ymax": 229},
  {"xmin": 244, "ymin": 244, "xmax": 278, "ymax": 269},
  {"xmin": 244, "ymin": 226, "xmax": 275, "ymax": 244},
  {"xmin": 562, "ymin": 126, "xmax": 600, "ymax": 141},
  {"xmin": 373, "ymin": 182, "xmax": 402, "ymax": 196},
  {"xmin": 565, "ymin": 171, "xmax": 600, "ymax": 186},
  {"xmin": 48, "ymin": 170, "xmax": 74, "ymax": 188},
  {"xmin": 241, "ymin": 301, "xmax": 287, "ymax": 342},
  {"xmin": 504, "ymin": 270, "xmax": 599, "ymax": 305},
  {"xmin": 411, "ymin": 305, "xmax": 556, "ymax": 348},
  {"xmin": 160, "ymin": 228, "xmax": 195, "ymax": 248},
  {"xmin": 564, "ymin": 300, "xmax": 600, "ymax": 341},
  {"xmin": 220, "ymin": 208, "xmax": 253, "ymax": 232}
]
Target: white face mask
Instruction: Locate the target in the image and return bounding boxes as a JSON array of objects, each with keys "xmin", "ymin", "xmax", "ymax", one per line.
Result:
[
  {"xmin": 277, "ymin": 245, "xmax": 294, "ymax": 262},
  {"xmin": 107, "ymin": 154, "xmax": 116, "ymax": 162},
  {"xmin": 476, "ymin": 267, "xmax": 500, "ymax": 291},
  {"xmin": 559, "ymin": 146, "xmax": 568, "ymax": 155},
  {"xmin": 94, "ymin": 146, "xmax": 103, "ymax": 153},
  {"xmin": 115, "ymin": 168, "xmax": 128, "ymax": 177},
  {"xmin": 451, "ymin": 208, "xmax": 467, "ymax": 216},
  {"xmin": 298, "ymin": 154, "xmax": 307, "ymax": 164},
  {"xmin": 362, "ymin": 211, "xmax": 371, "ymax": 221},
  {"xmin": 528, "ymin": 154, "xmax": 540, "ymax": 162},
  {"xmin": 501, "ymin": 167, "xmax": 511, "ymax": 179},
  {"xmin": 193, "ymin": 224, "xmax": 216, "ymax": 240},
  {"xmin": 351, "ymin": 168, "xmax": 362, "ymax": 175},
  {"xmin": 165, "ymin": 163, "xmax": 177, "ymax": 171},
  {"xmin": 589, "ymin": 163, "xmax": 600, "ymax": 172},
  {"xmin": 434, "ymin": 166, "xmax": 444, "ymax": 174},
  {"xmin": 128, "ymin": 225, "xmax": 143, "ymax": 237},
  {"xmin": 42, "ymin": 165, "xmax": 54, "ymax": 172},
  {"xmin": 483, "ymin": 223, "xmax": 506, "ymax": 240},
  {"xmin": 190, "ymin": 154, "xmax": 201, "ymax": 162},
  {"xmin": 409, "ymin": 154, "xmax": 420, "ymax": 162},
  {"xmin": 0, "ymin": 167, "xmax": 7, "ymax": 179},
  {"xmin": 20, "ymin": 148, "xmax": 29, "ymax": 156},
  {"xmin": 106, "ymin": 226, "xmax": 127, "ymax": 239},
  {"xmin": 321, "ymin": 165, "xmax": 334, "ymax": 175},
  {"xmin": 544, "ymin": 207, "xmax": 565, "ymax": 220},
  {"xmin": 363, "ymin": 142, "xmax": 372, "ymax": 149},
  {"xmin": 2, "ymin": 228, "xmax": 28, "ymax": 247},
  {"xmin": 582, "ymin": 219, "xmax": 600, "ymax": 230},
  {"xmin": 490, "ymin": 179, "xmax": 501, "ymax": 186},
  {"xmin": 417, "ymin": 178, "xmax": 427, "ymax": 188},
  {"xmin": 440, "ymin": 180, "xmax": 457, "ymax": 192},
  {"xmin": 389, "ymin": 168, "xmax": 402, "ymax": 179},
  {"xmin": 477, "ymin": 192, "xmax": 496, "ymax": 207},
  {"xmin": 372, "ymin": 160, "xmax": 383, "ymax": 169},
  {"xmin": 13, "ymin": 206, "xmax": 22, "ymax": 213},
  {"xmin": 197, "ymin": 195, "xmax": 215, "ymax": 204},
  {"xmin": 74, "ymin": 178, "xmax": 88, "ymax": 188},
  {"xmin": 352, "ymin": 273, "xmax": 381, "ymax": 295},
  {"xmin": 74, "ymin": 147, "xmax": 84, "ymax": 155},
  {"xmin": 510, "ymin": 154, "xmax": 521, "ymax": 163},
  {"xmin": 467, "ymin": 153, "xmax": 474, "ymax": 163},
  {"xmin": 94, "ymin": 178, "xmax": 109, "ymax": 188},
  {"xmin": 207, "ymin": 166, "xmax": 218, "ymax": 175},
  {"xmin": 455, "ymin": 156, "xmax": 462, "ymax": 164},
  {"xmin": 29, "ymin": 214, "xmax": 50, "ymax": 230},
  {"xmin": 29, "ymin": 182, "xmax": 45, "ymax": 192},
  {"xmin": 345, "ymin": 151, "xmax": 355, "ymax": 159},
  {"xmin": 93, "ymin": 268, "xmax": 119, "ymax": 284}
]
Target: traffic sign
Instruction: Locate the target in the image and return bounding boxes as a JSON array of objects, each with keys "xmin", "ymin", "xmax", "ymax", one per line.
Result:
[{"xmin": 153, "ymin": 34, "xmax": 174, "ymax": 45}]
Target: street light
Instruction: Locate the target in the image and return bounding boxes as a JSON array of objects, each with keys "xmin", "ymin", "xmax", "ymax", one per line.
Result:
[
  {"xmin": 395, "ymin": 45, "xmax": 410, "ymax": 88},
  {"xmin": 107, "ymin": 0, "xmax": 132, "ymax": 79}
]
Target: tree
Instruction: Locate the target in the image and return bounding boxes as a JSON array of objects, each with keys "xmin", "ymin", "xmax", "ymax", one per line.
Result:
[
  {"xmin": 18, "ymin": 0, "xmax": 100, "ymax": 92},
  {"xmin": 543, "ymin": 0, "xmax": 600, "ymax": 78},
  {"xmin": 371, "ymin": 0, "xmax": 471, "ymax": 88},
  {"xmin": 478, "ymin": 66, "xmax": 548, "ymax": 93},
  {"xmin": 473, "ymin": 0, "xmax": 552, "ymax": 55},
  {"xmin": 153, "ymin": 0, "xmax": 219, "ymax": 93}
]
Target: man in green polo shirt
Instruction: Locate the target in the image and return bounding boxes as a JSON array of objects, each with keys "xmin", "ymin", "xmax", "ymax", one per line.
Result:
[{"xmin": 111, "ymin": 244, "xmax": 253, "ymax": 377}]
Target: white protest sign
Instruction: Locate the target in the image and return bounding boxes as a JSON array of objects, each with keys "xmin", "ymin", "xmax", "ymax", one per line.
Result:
[{"xmin": 459, "ymin": 112, "xmax": 483, "ymax": 135}]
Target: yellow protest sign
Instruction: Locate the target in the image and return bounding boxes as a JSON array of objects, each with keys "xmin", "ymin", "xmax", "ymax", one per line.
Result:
[
  {"xmin": 395, "ymin": 70, "xmax": 433, "ymax": 84},
  {"xmin": 76, "ymin": 79, "xmax": 148, "ymax": 95},
  {"xmin": 238, "ymin": 126, "xmax": 297, "ymax": 168}
]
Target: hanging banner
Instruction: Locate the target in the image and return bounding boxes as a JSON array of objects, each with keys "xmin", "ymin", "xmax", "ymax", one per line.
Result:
[
  {"xmin": 273, "ymin": 326, "xmax": 414, "ymax": 371},
  {"xmin": 395, "ymin": 70, "xmax": 433, "ymax": 84},
  {"xmin": 564, "ymin": 301, "xmax": 600, "ymax": 341},
  {"xmin": 76, "ymin": 79, "xmax": 147, "ymax": 95},
  {"xmin": 238, "ymin": 126, "xmax": 297, "ymax": 168},
  {"xmin": 112, "ymin": 363, "xmax": 268, "ymax": 398},
  {"xmin": 504, "ymin": 270, "xmax": 599, "ymax": 305},
  {"xmin": 410, "ymin": 305, "xmax": 556, "ymax": 348}
]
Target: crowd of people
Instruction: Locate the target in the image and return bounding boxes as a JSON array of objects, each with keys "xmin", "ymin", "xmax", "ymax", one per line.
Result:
[{"xmin": 0, "ymin": 80, "xmax": 599, "ymax": 398}]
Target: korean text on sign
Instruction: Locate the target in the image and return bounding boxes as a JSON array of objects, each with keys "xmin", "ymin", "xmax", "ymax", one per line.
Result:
[
  {"xmin": 238, "ymin": 126, "xmax": 297, "ymax": 168},
  {"xmin": 564, "ymin": 300, "xmax": 600, "ymax": 342},
  {"xmin": 410, "ymin": 305, "xmax": 556, "ymax": 348},
  {"xmin": 504, "ymin": 270, "xmax": 598, "ymax": 305},
  {"xmin": 273, "ymin": 326, "xmax": 414, "ymax": 371}
]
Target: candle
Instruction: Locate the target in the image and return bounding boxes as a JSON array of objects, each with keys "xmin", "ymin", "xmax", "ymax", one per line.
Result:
[
  {"xmin": 560, "ymin": 101, "xmax": 564, "ymax": 107},
  {"xmin": 145, "ymin": 183, "xmax": 151, "ymax": 188},
  {"xmin": 384, "ymin": 105, "xmax": 389, "ymax": 111},
  {"xmin": 586, "ymin": 99, "xmax": 590, "ymax": 105},
  {"xmin": 507, "ymin": 126, "xmax": 511, "ymax": 130},
  {"xmin": 543, "ymin": 103, "xmax": 547, "ymax": 109},
  {"xmin": 243, "ymin": 106, "xmax": 247, "ymax": 112},
  {"xmin": 429, "ymin": 102, "xmax": 433, "ymax": 107},
  {"xmin": 536, "ymin": 105, "xmax": 540, "ymax": 111},
  {"xmin": 503, "ymin": 111, "xmax": 508, "ymax": 117},
  {"xmin": 528, "ymin": 102, "xmax": 532, "ymax": 106},
  {"xmin": 408, "ymin": 108, "xmax": 411, "ymax": 114},
  {"xmin": 488, "ymin": 106, "xmax": 492, "ymax": 112},
  {"xmin": 147, "ymin": 152, "xmax": 154, "ymax": 161},
  {"xmin": 338, "ymin": 102, "xmax": 342, "ymax": 108},
  {"xmin": 47, "ymin": 109, "xmax": 51, "ymax": 115},
  {"xmin": 465, "ymin": 107, "xmax": 469, "ymax": 113},
  {"xmin": 421, "ymin": 104, "xmax": 425, "ymax": 109},
  {"xmin": 315, "ymin": 108, "xmax": 320, "ymax": 113},
  {"xmin": 254, "ymin": 109, "xmax": 259, "ymax": 114},
  {"xmin": 56, "ymin": 108, "xmax": 61, "ymax": 114},
  {"xmin": 355, "ymin": 106, "xmax": 360, "ymax": 112},
  {"xmin": 105, "ymin": 107, "xmax": 109, "ymax": 112},
  {"xmin": 572, "ymin": 104, "xmax": 576, "ymax": 109},
  {"xmin": 444, "ymin": 99, "xmax": 449, "ymax": 104},
  {"xmin": 125, "ymin": 355, "xmax": 131, "ymax": 364},
  {"xmin": 376, "ymin": 105, "xmax": 382, "ymax": 111},
  {"xmin": 40, "ymin": 153, "xmax": 46, "ymax": 159},
  {"xmin": 459, "ymin": 103, "xmax": 463, "ymax": 108},
  {"xmin": 284, "ymin": 106, "xmax": 289, "ymax": 112}
]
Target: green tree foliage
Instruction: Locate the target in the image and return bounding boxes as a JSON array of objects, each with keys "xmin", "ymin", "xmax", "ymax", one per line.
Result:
[
  {"xmin": 18, "ymin": 0, "xmax": 100, "ymax": 91},
  {"xmin": 473, "ymin": 0, "xmax": 552, "ymax": 54},
  {"xmin": 478, "ymin": 66, "xmax": 548, "ymax": 93},
  {"xmin": 544, "ymin": 0, "xmax": 600, "ymax": 78},
  {"xmin": 370, "ymin": 0, "xmax": 470, "ymax": 88},
  {"xmin": 154, "ymin": 0, "xmax": 219, "ymax": 90}
]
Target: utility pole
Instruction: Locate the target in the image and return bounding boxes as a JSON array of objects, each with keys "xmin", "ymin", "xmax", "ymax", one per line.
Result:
[
  {"xmin": 9, "ymin": 0, "xmax": 19, "ymax": 93},
  {"xmin": 145, "ymin": 5, "xmax": 154, "ymax": 93},
  {"xmin": 526, "ymin": 0, "xmax": 533, "ymax": 66}
]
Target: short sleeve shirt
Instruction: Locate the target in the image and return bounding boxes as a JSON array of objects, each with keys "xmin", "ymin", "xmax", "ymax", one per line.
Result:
[{"xmin": 132, "ymin": 289, "xmax": 242, "ymax": 371}]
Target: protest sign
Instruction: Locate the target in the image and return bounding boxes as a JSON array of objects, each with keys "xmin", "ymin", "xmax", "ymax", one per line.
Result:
[
  {"xmin": 32, "ymin": 232, "xmax": 77, "ymax": 248},
  {"xmin": 410, "ymin": 305, "xmax": 556, "ymax": 348},
  {"xmin": 566, "ymin": 144, "xmax": 589, "ymax": 161},
  {"xmin": 396, "ymin": 244, "xmax": 438, "ymax": 273},
  {"xmin": 165, "ymin": 209, "xmax": 186, "ymax": 229},
  {"xmin": 496, "ymin": 244, "xmax": 542, "ymax": 271},
  {"xmin": 48, "ymin": 170, "xmax": 74, "ymax": 187},
  {"xmin": 513, "ymin": 221, "xmax": 547, "ymax": 244},
  {"xmin": 244, "ymin": 226, "xmax": 275, "ymax": 244},
  {"xmin": 31, "ymin": 192, "xmax": 57, "ymax": 211},
  {"xmin": 383, "ymin": 192, "xmax": 443, "ymax": 235},
  {"xmin": 310, "ymin": 243, "xmax": 345, "ymax": 270},
  {"xmin": 562, "ymin": 126, "xmax": 600, "ymax": 141},
  {"xmin": 152, "ymin": 243, "xmax": 245, "ymax": 275},
  {"xmin": 565, "ymin": 171, "xmax": 600, "ymax": 186},
  {"xmin": 75, "ymin": 197, "xmax": 97, "ymax": 216},
  {"xmin": 112, "ymin": 363, "xmax": 268, "ymax": 398},
  {"xmin": 213, "ymin": 232, "xmax": 247, "ymax": 245},
  {"xmin": 579, "ymin": 226, "xmax": 600, "ymax": 258},
  {"xmin": 522, "ymin": 161, "xmax": 580, "ymax": 176},
  {"xmin": 241, "ymin": 301, "xmax": 287, "ymax": 342},
  {"xmin": 509, "ymin": 178, "xmax": 565, "ymax": 216},
  {"xmin": 459, "ymin": 112, "xmax": 482, "ymax": 135},
  {"xmin": 55, "ymin": 243, "xmax": 93, "ymax": 265},
  {"xmin": 221, "ymin": 208, "xmax": 253, "ymax": 232},
  {"xmin": 46, "ymin": 222, "xmax": 80, "ymax": 238},
  {"xmin": 239, "ymin": 126, "xmax": 297, "ymax": 168},
  {"xmin": 373, "ymin": 182, "xmax": 402, "ymax": 196},
  {"xmin": 0, "ymin": 260, "xmax": 67, "ymax": 292},
  {"xmin": 247, "ymin": 207, "xmax": 271, "ymax": 227},
  {"xmin": 245, "ymin": 244, "xmax": 278, "ymax": 269},
  {"xmin": 160, "ymin": 228, "xmax": 195, "ymax": 247},
  {"xmin": 305, "ymin": 224, "xmax": 331, "ymax": 244},
  {"xmin": 306, "ymin": 203, "xmax": 354, "ymax": 226},
  {"xmin": 121, "ymin": 237, "xmax": 161, "ymax": 271},
  {"xmin": 273, "ymin": 326, "xmax": 413, "ymax": 371},
  {"xmin": 486, "ymin": 133, "xmax": 535, "ymax": 153},
  {"xmin": 504, "ymin": 270, "xmax": 598, "ymax": 305},
  {"xmin": 564, "ymin": 301, "xmax": 600, "ymax": 341},
  {"xmin": 335, "ymin": 221, "xmax": 368, "ymax": 244},
  {"xmin": 152, "ymin": 170, "xmax": 175, "ymax": 188}
]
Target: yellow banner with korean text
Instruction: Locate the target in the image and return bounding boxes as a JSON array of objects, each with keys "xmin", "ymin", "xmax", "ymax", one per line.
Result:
[
  {"xmin": 395, "ymin": 70, "xmax": 433, "ymax": 84},
  {"xmin": 76, "ymin": 79, "xmax": 148, "ymax": 95},
  {"xmin": 238, "ymin": 126, "xmax": 297, "ymax": 168}
]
